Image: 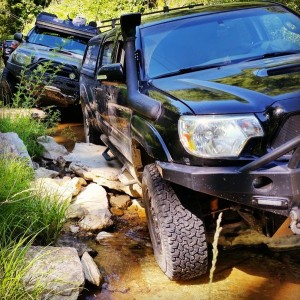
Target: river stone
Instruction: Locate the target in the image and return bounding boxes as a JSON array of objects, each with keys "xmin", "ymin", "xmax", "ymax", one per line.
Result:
[
  {"xmin": 79, "ymin": 212, "xmax": 113, "ymax": 231},
  {"xmin": 81, "ymin": 252, "xmax": 103, "ymax": 286},
  {"xmin": 23, "ymin": 246, "xmax": 84, "ymax": 300},
  {"xmin": 0, "ymin": 132, "xmax": 33, "ymax": 167},
  {"xmin": 73, "ymin": 183, "xmax": 108, "ymax": 212},
  {"xmin": 37, "ymin": 135, "xmax": 69, "ymax": 160},
  {"xmin": 71, "ymin": 183, "xmax": 113, "ymax": 231},
  {"xmin": 109, "ymin": 194, "xmax": 132, "ymax": 209},
  {"xmin": 95, "ymin": 231, "xmax": 114, "ymax": 242},
  {"xmin": 35, "ymin": 167, "xmax": 59, "ymax": 179}
]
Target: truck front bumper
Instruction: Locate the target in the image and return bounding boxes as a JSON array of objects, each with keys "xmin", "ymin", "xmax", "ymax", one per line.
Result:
[{"xmin": 156, "ymin": 135, "xmax": 300, "ymax": 216}]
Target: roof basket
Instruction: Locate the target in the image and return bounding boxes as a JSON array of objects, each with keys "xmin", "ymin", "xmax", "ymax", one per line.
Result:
[
  {"xmin": 35, "ymin": 12, "xmax": 99, "ymax": 38},
  {"xmin": 98, "ymin": 3, "xmax": 204, "ymax": 30}
]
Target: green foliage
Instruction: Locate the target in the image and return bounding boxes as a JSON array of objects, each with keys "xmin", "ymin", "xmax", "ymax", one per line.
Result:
[
  {"xmin": 0, "ymin": 112, "xmax": 47, "ymax": 157},
  {"xmin": 0, "ymin": 155, "xmax": 34, "ymax": 201},
  {"xmin": 0, "ymin": 154, "xmax": 70, "ymax": 245},
  {"xmin": 0, "ymin": 227, "xmax": 42, "ymax": 300},
  {"xmin": 0, "ymin": 154, "xmax": 69, "ymax": 298},
  {"xmin": 13, "ymin": 61, "xmax": 62, "ymax": 109},
  {"xmin": 0, "ymin": 58, "xmax": 61, "ymax": 157},
  {"xmin": 1, "ymin": 189, "xmax": 70, "ymax": 245}
]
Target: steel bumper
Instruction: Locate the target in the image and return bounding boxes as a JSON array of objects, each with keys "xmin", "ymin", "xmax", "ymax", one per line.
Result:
[{"xmin": 156, "ymin": 135, "xmax": 300, "ymax": 216}]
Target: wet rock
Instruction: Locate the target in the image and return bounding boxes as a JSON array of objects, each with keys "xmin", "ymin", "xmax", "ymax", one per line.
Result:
[
  {"xmin": 35, "ymin": 167, "xmax": 59, "ymax": 179},
  {"xmin": 72, "ymin": 183, "xmax": 113, "ymax": 231},
  {"xmin": 0, "ymin": 132, "xmax": 33, "ymax": 167},
  {"xmin": 79, "ymin": 212, "xmax": 113, "ymax": 231},
  {"xmin": 81, "ymin": 252, "xmax": 103, "ymax": 287},
  {"xmin": 95, "ymin": 231, "xmax": 114, "ymax": 242},
  {"xmin": 56, "ymin": 236, "xmax": 96, "ymax": 257},
  {"xmin": 23, "ymin": 246, "xmax": 84, "ymax": 300},
  {"xmin": 109, "ymin": 194, "xmax": 132, "ymax": 209},
  {"xmin": 37, "ymin": 135, "xmax": 69, "ymax": 160}
]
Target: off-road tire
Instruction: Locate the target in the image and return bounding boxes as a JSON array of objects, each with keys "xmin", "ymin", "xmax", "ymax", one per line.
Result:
[
  {"xmin": 142, "ymin": 164, "xmax": 208, "ymax": 280},
  {"xmin": 82, "ymin": 105, "xmax": 101, "ymax": 144},
  {"xmin": 0, "ymin": 67, "xmax": 15, "ymax": 106}
]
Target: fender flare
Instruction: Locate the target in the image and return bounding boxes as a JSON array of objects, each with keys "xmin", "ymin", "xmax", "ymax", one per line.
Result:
[{"xmin": 131, "ymin": 115, "xmax": 172, "ymax": 162}]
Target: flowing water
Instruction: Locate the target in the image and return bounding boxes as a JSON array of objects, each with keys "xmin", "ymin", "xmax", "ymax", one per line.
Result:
[{"xmin": 54, "ymin": 121, "xmax": 300, "ymax": 300}]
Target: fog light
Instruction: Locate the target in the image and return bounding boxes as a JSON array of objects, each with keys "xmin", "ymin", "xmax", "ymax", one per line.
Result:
[{"xmin": 69, "ymin": 73, "xmax": 76, "ymax": 80}]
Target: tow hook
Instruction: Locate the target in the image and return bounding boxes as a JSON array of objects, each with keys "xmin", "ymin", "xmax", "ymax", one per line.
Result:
[{"xmin": 290, "ymin": 207, "xmax": 300, "ymax": 234}]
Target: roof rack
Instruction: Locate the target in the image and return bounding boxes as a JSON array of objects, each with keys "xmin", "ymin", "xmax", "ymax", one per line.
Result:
[
  {"xmin": 36, "ymin": 12, "xmax": 99, "ymax": 38},
  {"xmin": 98, "ymin": 3, "xmax": 204, "ymax": 30}
]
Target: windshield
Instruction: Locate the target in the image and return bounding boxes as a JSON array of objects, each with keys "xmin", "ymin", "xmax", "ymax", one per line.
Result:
[
  {"xmin": 28, "ymin": 28, "xmax": 87, "ymax": 56},
  {"xmin": 141, "ymin": 6, "xmax": 300, "ymax": 79}
]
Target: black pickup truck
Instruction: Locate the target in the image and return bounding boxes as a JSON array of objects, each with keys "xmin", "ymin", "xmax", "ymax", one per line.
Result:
[
  {"xmin": 1, "ymin": 12, "xmax": 98, "ymax": 107},
  {"xmin": 80, "ymin": 2, "xmax": 300, "ymax": 280}
]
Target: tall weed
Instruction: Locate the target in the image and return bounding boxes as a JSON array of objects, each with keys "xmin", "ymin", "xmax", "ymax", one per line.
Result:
[
  {"xmin": 0, "ymin": 155, "xmax": 34, "ymax": 202},
  {"xmin": 0, "ymin": 229, "xmax": 42, "ymax": 300}
]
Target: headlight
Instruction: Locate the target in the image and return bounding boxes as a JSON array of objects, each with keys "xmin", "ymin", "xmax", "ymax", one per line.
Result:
[
  {"xmin": 11, "ymin": 52, "xmax": 32, "ymax": 65},
  {"xmin": 178, "ymin": 115, "xmax": 264, "ymax": 158}
]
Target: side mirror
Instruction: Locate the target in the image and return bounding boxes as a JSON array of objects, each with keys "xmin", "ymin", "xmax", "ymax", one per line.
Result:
[
  {"xmin": 14, "ymin": 33, "xmax": 23, "ymax": 43},
  {"xmin": 97, "ymin": 63, "xmax": 125, "ymax": 82}
]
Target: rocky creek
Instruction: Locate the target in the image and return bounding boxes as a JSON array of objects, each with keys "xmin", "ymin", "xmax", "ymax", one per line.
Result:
[{"xmin": 52, "ymin": 121, "xmax": 300, "ymax": 300}]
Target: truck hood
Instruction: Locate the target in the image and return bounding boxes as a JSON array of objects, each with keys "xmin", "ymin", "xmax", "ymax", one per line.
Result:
[
  {"xmin": 150, "ymin": 55, "xmax": 300, "ymax": 114},
  {"xmin": 15, "ymin": 42, "xmax": 83, "ymax": 68}
]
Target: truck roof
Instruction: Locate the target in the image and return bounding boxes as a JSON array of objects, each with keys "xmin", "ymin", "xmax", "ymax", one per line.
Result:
[{"xmin": 35, "ymin": 12, "xmax": 99, "ymax": 39}]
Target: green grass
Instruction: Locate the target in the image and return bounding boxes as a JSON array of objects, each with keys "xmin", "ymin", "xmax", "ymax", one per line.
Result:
[
  {"xmin": 0, "ymin": 154, "xmax": 70, "ymax": 298},
  {"xmin": 0, "ymin": 110, "xmax": 58, "ymax": 158},
  {"xmin": 0, "ymin": 155, "xmax": 69, "ymax": 245},
  {"xmin": 0, "ymin": 155, "xmax": 34, "ymax": 201},
  {"xmin": 0, "ymin": 219, "xmax": 45, "ymax": 300}
]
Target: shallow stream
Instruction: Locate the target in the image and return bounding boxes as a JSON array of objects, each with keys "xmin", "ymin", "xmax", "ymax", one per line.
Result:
[{"xmin": 54, "ymin": 121, "xmax": 300, "ymax": 300}]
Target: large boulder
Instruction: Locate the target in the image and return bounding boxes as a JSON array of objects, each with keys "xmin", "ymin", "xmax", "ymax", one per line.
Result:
[
  {"xmin": 37, "ymin": 136, "xmax": 69, "ymax": 160},
  {"xmin": 23, "ymin": 246, "xmax": 85, "ymax": 300},
  {"xmin": 70, "ymin": 183, "xmax": 113, "ymax": 231}
]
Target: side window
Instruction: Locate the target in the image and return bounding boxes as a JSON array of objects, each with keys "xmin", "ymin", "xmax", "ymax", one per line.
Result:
[
  {"xmin": 101, "ymin": 42, "xmax": 114, "ymax": 65},
  {"xmin": 82, "ymin": 44, "xmax": 100, "ymax": 69},
  {"xmin": 116, "ymin": 41, "xmax": 125, "ymax": 65}
]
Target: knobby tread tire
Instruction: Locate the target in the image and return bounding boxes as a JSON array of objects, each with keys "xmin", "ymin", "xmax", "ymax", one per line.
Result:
[{"xmin": 142, "ymin": 164, "xmax": 208, "ymax": 280}]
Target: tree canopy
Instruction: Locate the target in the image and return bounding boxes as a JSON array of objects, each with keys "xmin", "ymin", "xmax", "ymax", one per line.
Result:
[{"xmin": 0, "ymin": 0, "xmax": 299, "ymax": 38}]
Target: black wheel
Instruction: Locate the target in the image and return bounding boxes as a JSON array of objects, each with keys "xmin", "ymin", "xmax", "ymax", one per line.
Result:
[
  {"xmin": 142, "ymin": 164, "xmax": 208, "ymax": 280},
  {"xmin": 0, "ymin": 67, "xmax": 15, "ymax": 106},
  {"xmin": 82, "ymin": 105, "xmax": 101, "ymax": 144}
]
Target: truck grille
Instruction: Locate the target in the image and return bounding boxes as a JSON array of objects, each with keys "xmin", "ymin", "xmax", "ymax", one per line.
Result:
[
  {"xmin": 30, "ymin": 60, "xmax": 79, "ymax": 81},
  {"xmin": 271, "ymin": 114, "xmax": 300, "ymax": 148}
]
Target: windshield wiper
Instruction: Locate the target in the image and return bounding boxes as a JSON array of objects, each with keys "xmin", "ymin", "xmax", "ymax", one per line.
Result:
[
  {"xmin": 245, "ymin": 50, "xmax": 300, "ymax": 62},
  {"xmin": 152, "ymin": 62, "xmax": 227, "ymax": 79}
]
